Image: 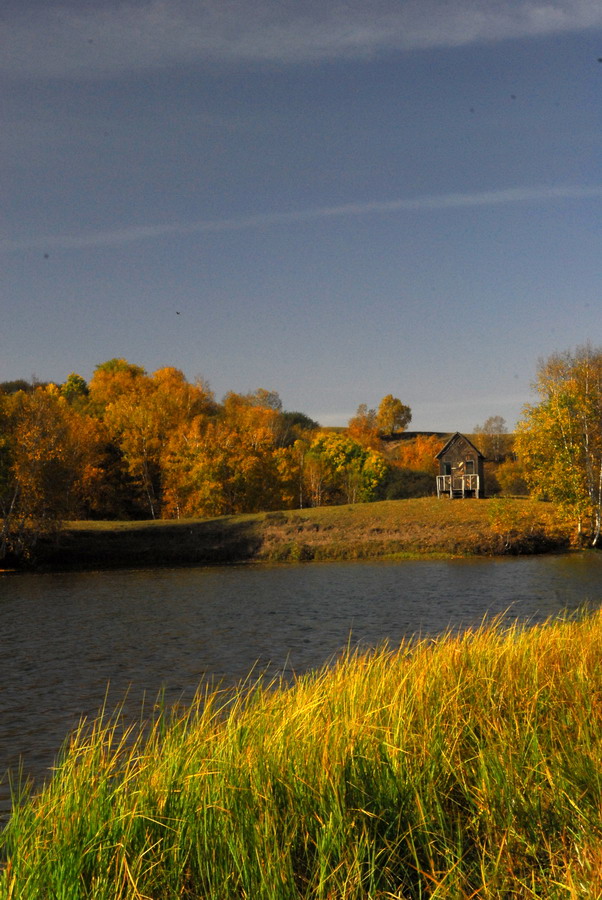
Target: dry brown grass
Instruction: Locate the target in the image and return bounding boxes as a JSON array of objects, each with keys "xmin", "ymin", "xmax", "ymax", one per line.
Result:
[
  {"xmin": 30, "ymin": 497, "xmax": 570, "ymax": 570},
  {"xmin": 257, "ymin": 497, "xmax": 569, "ymax": 561}
]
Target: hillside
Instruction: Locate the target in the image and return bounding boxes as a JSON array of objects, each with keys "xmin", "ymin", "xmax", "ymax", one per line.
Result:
[{"xmin": 28, "ymin": 497, "xmax": 570, "ymax": 570}]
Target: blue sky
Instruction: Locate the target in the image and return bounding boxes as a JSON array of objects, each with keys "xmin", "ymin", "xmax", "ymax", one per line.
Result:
[{"xmin": 2, "ymin": 1, "xmax": 601, "ymax": 431}]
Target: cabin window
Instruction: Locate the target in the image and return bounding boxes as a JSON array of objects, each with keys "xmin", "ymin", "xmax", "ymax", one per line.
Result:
[
  {"xmin": 443, "ymin": 462, "xmax": 452, "ymax": 475},
  {"xmin": 465, "ymin": 460, "xmax": 475, "ymax": 474}
]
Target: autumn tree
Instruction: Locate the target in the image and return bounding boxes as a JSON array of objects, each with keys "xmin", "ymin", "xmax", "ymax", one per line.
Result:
[
  {"xmin": 347, "ymin": 404, "xmax": 380, "ymax": 449},
  {"xmin": 162, "ymin": 392, "xmax": 319, "ymax": 516},
  {"xmin": 89, "ymin": 363, "xmax": 159, "ymax": 516},
  {"xmin": 394, "ymin": 434, "xmax": 444, "ymax": 474},
  {"xmin": 473, "ymin": 415, "xmax": 511, "ymax": 462},
  {"xmin": 275, "ymin": 439, "xmax": 308, "ymax": 508},
  {"xmin": 376, "ymin": 395, "xmax": 412, "ymax": 436},
  {"xmin": 304, "ymin": 432, "xmax": 388, "ymax": 505},
  {"xmin": 495, "ymin": 458, "xmax": 529, "ymax": 496},
  {"xmin": 248, "ymin": 388, "xmax": 283, "ymax": 412},
  {"xmin": 0, "ymin": 391, "xmax": 21, "ymax": 558},
  {"xmin": 273, "ymin": 411, "xmax": 319, "ymax": 449},
  {"xmin": 303, "ymin": 442, "xmax": 332, "ymax": 508},
  {"xmin": 516, "ymin": 346, "xmax": 602, "ymax": 544},
  {"xmin": 0, "ymin": 379, "xmax": 34, "ymax": 395},
  {"xmin": 13, "ymin": 387, "xmax": 90, "ymax": 520},
  {"xmin": 88, "ymin": 358, "xmax": 147, "ymax": 411},
  {"xmin": 163, "ymin": 392, "xmax": 286, "ymax": 518},
  {"xmin": 89, "ymin": 361, "xmax": 217, "ymax": 518},
  {"xmin": 271, "ymin": 411, "xmax": 321, "ymax": 509},
  {"xmin": 61, "ymin": 373, "xmax": 89, "ymax": 408},
  {"xmin": 0, "ymin": 386, "xmax": 101, "ymax": 558},
  {"xmin": 375, "ymin": 434, "xmax": 442, "ymax": 500},
  {"xmin": 1, "ymin": 360, "xmax": 413, "ymax": 524}
]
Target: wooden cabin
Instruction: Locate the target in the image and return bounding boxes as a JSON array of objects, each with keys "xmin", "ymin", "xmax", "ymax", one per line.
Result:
[{"xmin": 435, "ymin": 432, "xmax": 485, "ymax": 499}]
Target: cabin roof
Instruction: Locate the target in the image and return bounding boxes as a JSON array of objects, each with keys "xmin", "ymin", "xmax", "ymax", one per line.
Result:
[{"xmin": 435, "ymin": 431, "xmax": 484, "ymax": 460}]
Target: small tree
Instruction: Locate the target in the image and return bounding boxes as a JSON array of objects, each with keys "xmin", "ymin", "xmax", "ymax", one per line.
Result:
[
  {"xmin": 61, "ymin": 373, "xmax": 89, "ymax": 407},
  {"xmin": 473, "ymin": 415, "xmax": 510, "ymax": 461},
  {"xmin": 495, "ymin": 458, "xmax": 529, "ymax": 496},
  {"xmin": 273, "ymin": 411, "xmax": 319, "ymax": 449},
  {"xmin": 376, "ymin": 395, "xmax": 411, "ymax": 436},
  {"xmin": 249, "ymin": 388, "xmax": 282, "ymax": 412},
  {"xmin": 305, "ymin": 432, "xmax": 388, "ymax": 505},
  {"xmin": 347, "ymin": 404, "xmax": 379, "ymax": 449}
]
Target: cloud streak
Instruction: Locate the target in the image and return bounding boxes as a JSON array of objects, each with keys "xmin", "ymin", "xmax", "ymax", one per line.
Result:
[
  {"xmin": 3, "ymin": 0, "xmax": 602, "ymax": 79},
  {"xmin": 3, "ymin": 183, "xmax": 602, "ymax": 254}
]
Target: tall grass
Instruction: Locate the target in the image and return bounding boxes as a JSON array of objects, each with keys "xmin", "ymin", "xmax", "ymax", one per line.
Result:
[{"xmin": 3, "ymin": 612, "xmax": 602, "ymax": 898}]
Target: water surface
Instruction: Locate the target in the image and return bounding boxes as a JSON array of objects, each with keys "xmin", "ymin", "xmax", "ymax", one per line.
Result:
[{"xmin": 1, "ymin": 553, "xmax": 601, "ymax": 810}]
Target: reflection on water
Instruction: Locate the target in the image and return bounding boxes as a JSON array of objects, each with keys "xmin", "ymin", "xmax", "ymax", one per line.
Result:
[{"xmin": 1, "ymin": 553, "xmax": 601, "ymax": 811}]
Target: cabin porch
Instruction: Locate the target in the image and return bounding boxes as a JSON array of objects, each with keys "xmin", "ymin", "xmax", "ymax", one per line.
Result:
[{"xmin": 436, "ymin": 474, "xmax": 481, "ymax": 499}]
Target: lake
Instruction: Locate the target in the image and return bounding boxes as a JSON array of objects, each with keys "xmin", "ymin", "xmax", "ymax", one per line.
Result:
[{"xmin": 1, "ymin": 553, "xmax": 602, "ymax": 813}]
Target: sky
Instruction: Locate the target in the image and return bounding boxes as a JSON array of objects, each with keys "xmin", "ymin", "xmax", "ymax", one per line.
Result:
[{"xmin": 2, "ymin": 0, "xmax": 601, "ymax": 432}]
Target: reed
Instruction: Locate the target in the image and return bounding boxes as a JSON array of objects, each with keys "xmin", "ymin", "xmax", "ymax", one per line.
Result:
[{"xmin": 2, "ymin": 611, "xmax": 602, "ymax": 898}]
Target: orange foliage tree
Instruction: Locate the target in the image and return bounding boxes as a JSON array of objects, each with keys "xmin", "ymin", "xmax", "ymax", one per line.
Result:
[
  {"xmin": 347, "ymin": 404, "xmax": 380, "ymax": 450},
  {"xmin": 89, "ymin": 361, "xmax": 216, "ymax": 518},
  {"xmin": 394, "ymin": 434, "xmax": 445, "ymax": 474},
  {"xmin": 0, "ymin": 386, "xmax": 102, "ymax": 557},
  {"xmin": 162, "ymin": 392, "xmax": 287, "ymax": 518},
  {"xmin": 0, "ymin": 361, "xmax": 413, "ymax": 531}
]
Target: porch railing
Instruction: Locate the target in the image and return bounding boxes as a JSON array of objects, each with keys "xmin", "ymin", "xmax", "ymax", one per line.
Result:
[{"xmin": 436, "ymin": 474, "xmax": 480, "ymax": 498}]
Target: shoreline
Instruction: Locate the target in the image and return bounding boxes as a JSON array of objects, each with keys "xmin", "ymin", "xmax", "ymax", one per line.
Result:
[{"xmin": 17, "ymin": 497, "xmax": 572, "ymax": 572}]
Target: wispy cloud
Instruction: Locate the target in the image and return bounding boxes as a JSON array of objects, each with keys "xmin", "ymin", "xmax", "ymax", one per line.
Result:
[
  {"xmin": 3, "ymin": 0, "xmax": 602, "ymax": 79},
  {"xmin": 3, "ymin": 183, "xmax": 602, "ymax": 254}
]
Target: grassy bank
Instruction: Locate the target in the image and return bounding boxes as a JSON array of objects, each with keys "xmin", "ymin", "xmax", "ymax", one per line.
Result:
[
  {"xmin": 3, "ymin": 611, "xmax": 602, "ymax": 898},
  {"xmin": 32, "ymin": 497, "xmax": 569, "ymax": 570}
]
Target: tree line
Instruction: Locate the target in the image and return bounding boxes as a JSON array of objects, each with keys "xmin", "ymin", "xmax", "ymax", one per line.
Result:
[
  {"xmin": 6, "ymin": 344, "xmax": 599, "ymax": 559},
  {"xmin": 0, "ymin": 360, "xmax": 423, "ymax": 559}
]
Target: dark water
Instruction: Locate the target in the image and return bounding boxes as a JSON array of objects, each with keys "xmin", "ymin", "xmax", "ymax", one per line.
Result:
[{"xmin": 1, "ymin": 553, "xmax": 602, "ymax": 811}]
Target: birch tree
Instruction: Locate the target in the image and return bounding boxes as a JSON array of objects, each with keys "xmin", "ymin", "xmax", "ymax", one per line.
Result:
[{"xmin": 516, "ymin": 346, "xmax": 602, "ymax": 544}]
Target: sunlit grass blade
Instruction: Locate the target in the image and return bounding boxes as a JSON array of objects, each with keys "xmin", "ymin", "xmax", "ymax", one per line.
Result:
[{"xmin": 2, "ymin": 610, "xmax": 602, "ymax": 897}]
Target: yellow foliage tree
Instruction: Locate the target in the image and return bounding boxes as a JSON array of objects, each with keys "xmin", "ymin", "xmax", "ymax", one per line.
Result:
[
  {"xmin": 305, "ymin": 432, "xmax": 388, "ymax": 505},
  {"xmin": 376, "ymin": 395, "xmax": 412, "ymax": 436},
  {"xmin": 90, "ymin": 361, "xmax": 216, "ymax": 518},
  {"xmin": 516, "ymin": 346, "xmax": 602, "ymax": 544},
  {"xmin": 163, "ymin": 397, "xmax": 285, "ymax": 518},
  {"xmin": 2, "ymin": 387, "xmax": 100, "ymax": 557}
]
